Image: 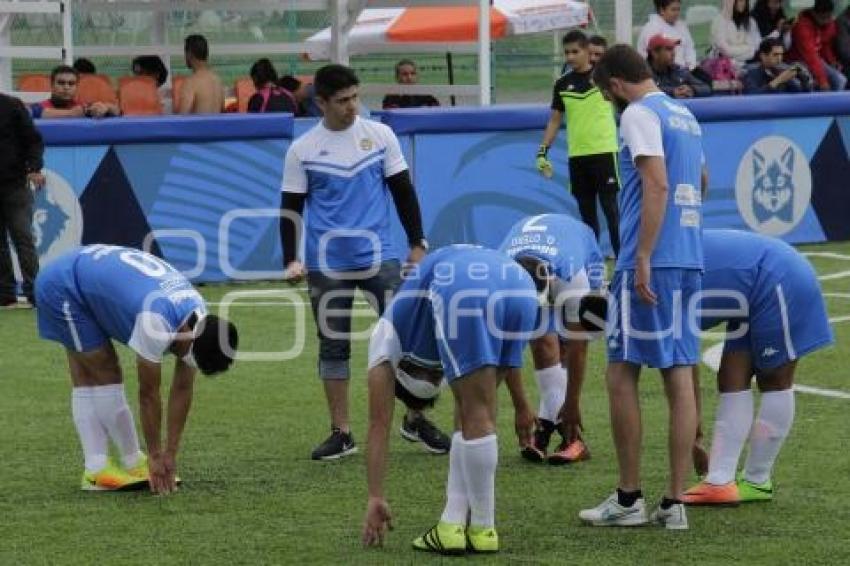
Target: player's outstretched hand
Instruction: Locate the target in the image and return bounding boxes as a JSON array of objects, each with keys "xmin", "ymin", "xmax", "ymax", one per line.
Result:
[
  {"xmin": 149, "ymin": 452, "xmax": 177, "ymax": 495},
  {"xmin": 635, "ymin": 256, "xmax": 657, "ymax": 305},
  {"xmin": 283, "ymin": 260, "xmax": 306, "ymax": 285},
  {"xmin": 514, "ymin": 405, "xmax": 537, "ymax": 448},
  {"xmin": 362, "ymin": 497, "xmax": 393, "ymax": 548}
]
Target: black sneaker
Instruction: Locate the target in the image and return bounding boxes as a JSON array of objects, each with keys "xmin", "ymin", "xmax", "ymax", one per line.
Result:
[
  {"xmin": 520, "ymin": 418, "xmax": 555, "ymax": 463},
  {"xmin": 400, "ymin": 413, "xmax": 451, "ymax": 454},
  {"xmin": 311, "ymin": 428, "xmax": 358, "ymax": 461}
]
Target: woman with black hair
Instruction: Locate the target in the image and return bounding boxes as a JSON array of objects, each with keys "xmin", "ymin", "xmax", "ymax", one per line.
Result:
[
  {"xmin": 711, "ymin": 0, "xmax": 762, "ymax": 68},
  {"xmin": 752, "ymin": 0, "xmax": 792, "ymax": 39},
  {"xmin": 247, "ymin": 58, "xmax": 296, "ymax": 113}
]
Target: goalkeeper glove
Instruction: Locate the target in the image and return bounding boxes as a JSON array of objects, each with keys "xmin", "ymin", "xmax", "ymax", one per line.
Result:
[{"xmin": 536, "ymin": 145, "xmax": 553, "ymax": 177}]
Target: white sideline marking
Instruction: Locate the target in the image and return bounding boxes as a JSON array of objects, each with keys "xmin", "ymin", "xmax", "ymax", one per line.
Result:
[
  {"xmin": 207, "ymin": 300, "xmax": 371, "ymax": 307},
  {"xmin": 701, "ymin": 343, "xmax": 849, "ymax": 399},
  {"xmin": 803, "ymin": 251, "xmax": 850, "ymax": 281}
]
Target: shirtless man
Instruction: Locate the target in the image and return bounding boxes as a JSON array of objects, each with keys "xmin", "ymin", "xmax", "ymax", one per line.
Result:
[{"xmin": 177, "ymin": 34, "xmax": 224, "ymax": 114}]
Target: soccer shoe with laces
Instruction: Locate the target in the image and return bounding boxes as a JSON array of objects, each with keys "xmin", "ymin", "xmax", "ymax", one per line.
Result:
[
  {"xmin": 650, "ymin": 503, "xmax": 689, "ymax": 530},
  {"xmin": 411, "ymin": 521, "xmax": 466, "ymax": 555},
  {"xmin": 520, "ymin": 418, "xmax": 555, "ymax": 463},
  {"xmin": 81, "ymin": 461, "xmax": 148, "ymax": 491},
  {"xmin": 737, "ymin": 475, "xmax": 773, "ymax": 503},
  {"xmin": 466, "ymin": 526, "xmax": 499, "ymax": 553},
  {"xmin": 579, "ymin": 493, "xmax": 648, "ymax": 527},
  {"xmin": 681, "ymin": 481, "xmax": 740, "ymax": 506},
  {"xmin": 124, "ymin": 453, "xmax": 182, "ymax": 487},
  {"xmin": 311, "ymin": 428, "xmax": 358, "ymax": 461},
  {"xmin": 548, "ymin": 438, "xmax": 591, "ymax": 465},
  {"xmin": 400, "ymin": 413, "xmax": 451, "ymax": 454}
]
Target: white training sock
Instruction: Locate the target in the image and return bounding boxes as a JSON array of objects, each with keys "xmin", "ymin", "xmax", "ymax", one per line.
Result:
[
  {"xmin": 705, "ymin": 390, "xmax": 754, "ymax": 485},
  {"xmin": 440, "ymin": 432, "xmax": 469, "ymax": 525},
  {"xmin": 72, "ymin": 387, "xmax": 109, "ymax": 473},
  {"xmin": 534, "ymin": 365, "xmax": 567, "ymax": 422},
  {"xmin": 91, "ymin": 384, "xmax": 143, "ymax": 469},
  {"xmin": 461, "ymin": 434, "xmax": 498, "ymax": 529},
  {"xmin": 744, "ymin": 389, "xmax": 795, "ymax": 484}
]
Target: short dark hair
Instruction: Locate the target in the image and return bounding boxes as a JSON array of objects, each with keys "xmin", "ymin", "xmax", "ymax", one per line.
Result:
[
  {"xmin": 192, "ymin": 314, "xmax": 238, "ymax": 376},
  {"xmin": 758, "ymin": 37, "xmax": 784, "ymax": 55},
  {"xmin": 577, "ymin": 294, "xmax": 608, "ymax": 332},
  {"xmin": 813, "ymin": 0, "xmax": 834, "ymax": 14},
  {"xmin": 394, "ymin": 379, "xmax": 437, "ymax": 411},
  {"xmin": 654, "ymin": 0, "xmax": 680, "ymax": 13},
  {"xmin": 132, "ymin": 55, "xmax": 168, "ymax": 87},
  {"xmin": 184, "ymin": 34, "xmax": 209, "ymax": 61},
  {"xmin": 249, "ymin": 58, "xmax": 278, "ymax": 89},
  {"xmin": 562, "ymin": 29, "xmax": 589, "ymax": 47},
  {"xmin": 314, "ymin": 64, "xmax": 360, "ymax": 99},
  {"xmin": 514, "ymin": 255, "xmax": 551, "ymax": 294},
  {"xmin": 50, "ymin": 65, "xmax": 78, "ymax": 82},
  {"xmin": 589, "ymin": 35, "xmax": 608, "ymax": 48},
  {"xmin": 592, "ymin": 44, "xmax": 653, "ymax": 90},
  {"xmin": 73, "ymin": 58, "xmax": 96, "ymax": 74},
  {"xmin": 395, "ymin": 58, "xmax": 417, "ymax": 75},
  {"xmin": 277, "ymin": 75, "xmax": 302, "ymax": 93}
]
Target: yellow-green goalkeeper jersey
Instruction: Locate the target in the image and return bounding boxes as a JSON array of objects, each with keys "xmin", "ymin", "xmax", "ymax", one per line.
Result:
[{"xmin": 551, "ymin": 68, "xmax": 618, "ymax": 157}]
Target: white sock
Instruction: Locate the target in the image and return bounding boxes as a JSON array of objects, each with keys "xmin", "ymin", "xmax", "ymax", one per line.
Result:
[
  {"xmin": 705, "ymin": 390, "xmax": 754, "ymax": 485},
  {"xmin": 744, "ymin": 389, "xmax": 795, "ymax": 484},
  {"xmin": 534, "ymin": 365, "xmax": 567, "ymax": 422},
  {"xmin": 461, "ymin": 434, "xmax": 498, "ymax": 529},
  {"xmin": 440, "ymin": 432, "xmax": 469, "ymax": 525},
  {"xmin": 72, "ymin": 387, "xmax": 109, "ymax": 473},
  {"xmin": 91, "ymin": 384, "xmax": 143, "ymax": 469}
]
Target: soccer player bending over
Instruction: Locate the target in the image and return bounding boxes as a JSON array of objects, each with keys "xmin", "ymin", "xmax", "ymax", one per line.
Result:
[
  {"xmin": 498, "ymin": 213, "xmax": 608, "ymax": 464},
  {"xmin": 34, "ymin": 245, "xmax": 237, "ymax": 493},
  {"xmin": 682, "ymin": 230, "xmax": 833, "ymax": 505},
  {"xmin": 579, "ymin": 45, "xmax": 706, "ymax": 530},
  {"xmin": 362, "ymin": 246, "xmax": 553, "ymax": 555}
]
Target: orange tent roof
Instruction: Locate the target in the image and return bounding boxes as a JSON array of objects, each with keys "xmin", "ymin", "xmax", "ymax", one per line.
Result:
[{"xmin": 387, "ymin": 7, "xmax": 508, "ymax": 42}]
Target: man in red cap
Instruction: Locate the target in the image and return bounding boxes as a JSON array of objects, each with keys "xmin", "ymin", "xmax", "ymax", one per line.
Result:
[{"xmin": 647, "ymin": 34, "xmax": 711, "ymax": 98}]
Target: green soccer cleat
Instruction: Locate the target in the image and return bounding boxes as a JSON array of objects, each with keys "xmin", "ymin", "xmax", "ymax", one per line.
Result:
[
  {"xmin": 466, "ymin": 525, "xmax": 499, "ymax": 553},
  {"xmin": 81, "ymin": 461, "xmax": 148, "ymax": 492},
  {"xmin": 412, "ymin": 521, "xmax": 466, "ymax": 555},
  {"xmin": 737, "ymin": 475, "xmax": 774, "ymax": 503}
]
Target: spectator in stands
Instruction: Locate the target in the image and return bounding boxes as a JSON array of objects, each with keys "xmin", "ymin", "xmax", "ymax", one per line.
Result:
[
  {"xmin": 637, "ymin": 0, "xmax": 697, "ymax": 69},
  {"xmin": 31, "ymin": 66, "xmax": 119, "ymax": 119},
  {"xmin": 382, "ymin": 59, "xmax": 440, "ymax": 109},
  {"xmin": 711, "ymin": 0, "xmax": 762, "ymax": 69},
  {"xmin": 752, "ymin": 0, "xmax": 792, "ymax": 40},
  {"xmin": 743, "ymin": 37, "xmax": 812, "ymax": 93},
  {"xmin": 73, "ymin": 58, "xmax": 96, "ymax": 75},
  {"xmin": 279, "ymin": 75, "xmax": 310, "ymax": 117},
  {"xmin": 247, "ymin": 58, "xmax": 297, "ymax": 113},
  {"xmin": 787, "ymin": 0, "xmax": 845, "ymax": 91},
  {"xmin": 132, "ymin": 55, "xmax": 169, "ymax": 88},
  {"xmin": 177, "ymin": 34, "xmax": 224, "ymax": 114},
  {"xmin": 0, "ymin": 92, "xmax": 44, "ymax": 309},
  {"xmin": 647, "ymin": 34, "xmax": 711, "ymax": 98},
  {"xmin": 588, "ymin": 35, "xmax": 608, "ymax": 65}
]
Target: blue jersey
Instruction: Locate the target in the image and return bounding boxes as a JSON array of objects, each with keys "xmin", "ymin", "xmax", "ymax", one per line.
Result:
[
  {"xmin": 282, "ymin": 117, "xmax": 408, "ymax": 271},
  {"xmin": 36, "ymin": 245, "xmax": 205, "ymax": 360},
  {"xmin": 369, "ymin": 245, "xmax": 539, "ymax": 380},
  {"xmin": 616, "ymin": 92, "xmax": 703, "ymax": 271},
  {"xmin": 498, "ymin": 214, "xmax": 604, "ymax": 289}
]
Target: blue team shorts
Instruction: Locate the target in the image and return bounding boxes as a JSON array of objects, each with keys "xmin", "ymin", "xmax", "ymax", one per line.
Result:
[
  {"xmin": 723, "ymin": 277, "xmax": 833, "ymax": 370},
  {"xmin": 428, "ymin": 281, "xmax": 539, "ymax": 382},
  {"xmin": 34, "ymin": 254, "xmax": 108, "ymax": 353},
  {"xmin": 607, "ymin": 268, "xmax": 702, "ymax": 369}
]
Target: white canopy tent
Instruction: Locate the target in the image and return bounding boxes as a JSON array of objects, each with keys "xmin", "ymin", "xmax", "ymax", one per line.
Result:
[{"xmin": 0, "ymin": 0, "xmax": 633, "ymax": 106}]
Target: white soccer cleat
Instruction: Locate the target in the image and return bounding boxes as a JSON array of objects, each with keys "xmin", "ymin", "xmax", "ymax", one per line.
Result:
[
  {"xmin": 578, "ymin": 492, "xmax": 648, "ymax": 527},
  {"xmin": 649, "ymin": 503, "xmax": 689, "ymax": 530}
]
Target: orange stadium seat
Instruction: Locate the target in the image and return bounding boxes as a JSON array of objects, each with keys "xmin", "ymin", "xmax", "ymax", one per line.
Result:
[
  {"xmin": 18, "ymin": 73, "xmax": 51, "ymax": 92},
  {"xmin": 77, "ymin": 74, "xmax": 118, "ymax": 105},
  {"xmin": 235, "ymin": 77, "xmax": 256, "ymax": 113},
  {"xmin": 118, "ymin": 76, "xmax": 162, "ymax": 115}
]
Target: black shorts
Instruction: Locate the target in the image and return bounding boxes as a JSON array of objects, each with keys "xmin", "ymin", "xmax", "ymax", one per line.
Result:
[{"xmin": 568, "ymin": 152, "xmax": 619, "ymax": 197}]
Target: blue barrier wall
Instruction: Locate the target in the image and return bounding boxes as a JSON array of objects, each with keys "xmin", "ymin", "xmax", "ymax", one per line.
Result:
[{"xmin": 34, "ymin": 94, "xmax": 850, "ymax": 282}]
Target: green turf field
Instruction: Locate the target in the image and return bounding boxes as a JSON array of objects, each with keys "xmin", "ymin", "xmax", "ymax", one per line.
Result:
[{"xmin": 1, "ymin": 241, "xmax": 848, "ymax": 565}]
